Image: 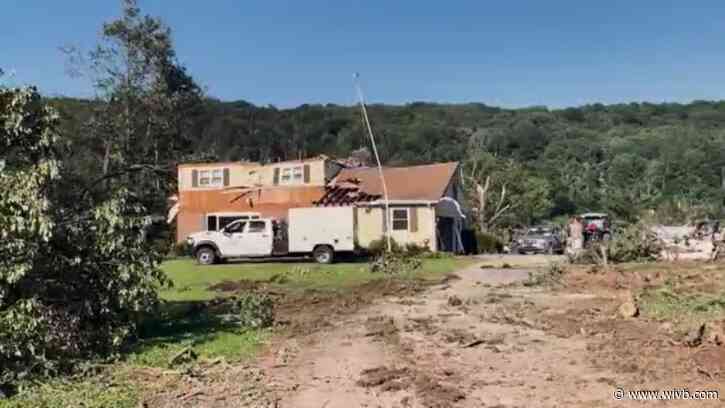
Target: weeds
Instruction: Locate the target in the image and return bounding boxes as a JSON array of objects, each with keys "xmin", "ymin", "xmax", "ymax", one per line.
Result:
[
  {"xmin": 236, "ymin": 293, "xmax": 275, "ymax": 329},
  {"xmin": 369, "ymin": 253, "xmax": 423, "ymax": 276},
  {"xmin": 524, "ymin": 262, "xmax": 565, "ymax": 287},
  {"xmin": 639, "ymin": 283, "xmax": 725, "ymax": 331}
]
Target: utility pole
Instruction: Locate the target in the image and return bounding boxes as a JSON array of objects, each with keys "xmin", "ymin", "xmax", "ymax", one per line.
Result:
[{"xmin": 354, "ymin": 73, "xmax": 392, "ymax": 252}]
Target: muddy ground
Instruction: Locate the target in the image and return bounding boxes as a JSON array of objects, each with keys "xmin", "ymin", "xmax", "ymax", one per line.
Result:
[{"xmin": 148, "ymin": 255, "xmax": 725, "ymax": 407}]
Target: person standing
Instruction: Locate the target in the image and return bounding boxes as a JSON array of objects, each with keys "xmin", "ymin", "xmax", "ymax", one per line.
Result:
[{"xmin": 568, "ymin": 216, "xmax": 584, "ymax": 255}]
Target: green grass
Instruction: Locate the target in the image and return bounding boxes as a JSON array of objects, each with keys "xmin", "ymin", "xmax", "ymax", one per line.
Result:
[
  {"xmin": 1, "ymin": 257, "xmax": 468, "ymax": 407},
  {"xmin": 640, "ymin": 282, "xmax": 725, "ymax": 333},
  {"xmin": 0, "ymin": 375, "xmax": 139, "ymax": 408},
  {"xmin": 160, "ymin": 257, "xmax": 468, "ymax": 301}
]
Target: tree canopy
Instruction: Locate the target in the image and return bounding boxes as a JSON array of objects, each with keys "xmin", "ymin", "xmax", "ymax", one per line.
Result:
[{"xmin": 52, "ymin": 96, "xmax": 725, "ymax": 224}]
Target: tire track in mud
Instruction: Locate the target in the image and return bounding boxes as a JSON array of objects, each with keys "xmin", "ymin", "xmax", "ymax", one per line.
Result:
[{"xmin": 261, "ymin": 260, "xmax": 719, "ymax": 407}]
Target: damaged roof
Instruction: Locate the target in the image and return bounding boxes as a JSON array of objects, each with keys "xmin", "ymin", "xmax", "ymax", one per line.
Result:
[{"xmin": 315, "ymin": 162, "xmax": 459, "ymax": 206}]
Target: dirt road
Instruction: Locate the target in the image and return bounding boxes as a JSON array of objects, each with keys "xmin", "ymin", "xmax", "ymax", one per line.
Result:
[{"xmin": 261, "ymin": 257, "xmax": 723, "ymax": 407}]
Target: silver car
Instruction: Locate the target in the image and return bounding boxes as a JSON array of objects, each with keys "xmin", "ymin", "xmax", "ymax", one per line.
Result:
[{"xmin": 514, "ymin": 226, "xmax": 564, "ymax": 255}]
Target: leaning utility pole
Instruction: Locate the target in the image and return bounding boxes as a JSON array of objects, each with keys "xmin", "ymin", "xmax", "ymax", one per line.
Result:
[{"xmin": 354, "ymin": 73, "xmax": 392, "ymax": 252}]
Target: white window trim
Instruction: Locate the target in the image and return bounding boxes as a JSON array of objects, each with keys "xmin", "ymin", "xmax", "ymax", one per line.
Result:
[
  {"xmin": 278, "ymin": 165, "xmax": 304, "ymax": 185},
  {"xmin": 390, "ymin": 208, "xmax": 410, "ymax": 231},
  {"xmin": 197, "ymin": 168, "xmax": 225, "ymax": 188}
]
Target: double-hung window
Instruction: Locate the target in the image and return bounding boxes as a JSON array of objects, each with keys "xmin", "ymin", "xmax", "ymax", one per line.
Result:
[
  {"xmin": 392, "ymin": 209, "xmax": 409, "ymax": 231},
  {"xmin": 198, "ymin": 168, "xmax": 225, "ymax": 187},
  {"xmin": 279, "ymin": 166, "xmax": 304, "ymax": 185}
]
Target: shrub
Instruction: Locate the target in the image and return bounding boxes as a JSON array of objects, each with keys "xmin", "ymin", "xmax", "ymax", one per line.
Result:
[
  {"xmin": 476, "ymin": 231, "xmax": 504, "ymax": 254},
  {"xmin": 172, "ymin": 241, "xmax": 191, "ymax": 257},
  {"xmin": 569, "ymin": 222, "xmax": 662, "ymax": 264},
  {"xmin": 367, "ymin": 237, "xmax": 402, "ymax": 256},
  {"xmin": 404, "ymin": 242, "xmax": 430, "ymax": 256},
  {"xmin": 369, "ymin": 252, "xmax": 423, "ymax": 276},
  {"xmin": 607, "ymin": 222, "xmax": 662, "ymax": 263},
  {"xmin": 424, "ymin": 251, "xmax": 455, "ymax": 259},
  {"xmin": 367, "ymin": 237, "xmax": 431, "ymax": 257},
  {"xmin": 236, "ymin": 293, "xmax": 275, "ymax": 329}
]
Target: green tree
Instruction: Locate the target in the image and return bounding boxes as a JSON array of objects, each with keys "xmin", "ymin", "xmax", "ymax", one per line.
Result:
[
  {"xmin": 66, "ymin": 0, "xmax": 203, "ymax": 211},
  {"xmin": 0, "ymin": 86, "xmax": 168, "ymax": 384}
]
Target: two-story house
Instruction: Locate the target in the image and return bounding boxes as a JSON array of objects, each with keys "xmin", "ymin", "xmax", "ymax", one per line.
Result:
[{"xmin": 173, "ymin": 156, "xmax": 343, "ymax": 242}]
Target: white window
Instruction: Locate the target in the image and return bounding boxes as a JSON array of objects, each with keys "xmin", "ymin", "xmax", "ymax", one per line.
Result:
[
  {"xmin": 392, "ymin": 209, "xmax": 409, "ymax": 231},
  {"xmin": 199, "ymin": 170, "xmax": 211, "ymax": 186},
  {"xmin": 279, "ymin": 166, "xmax": 304, "ymax": 185},
  {"xmin": 211, "ymin": 169, "xmax": 223, "ymax": 185},
  {"xmin": 197, "ymin": 168, "xmax": 225, "ymax": 187},
  {"xmin": 281, "ymin": 168, "xmax": 292, "ymax": 183}
]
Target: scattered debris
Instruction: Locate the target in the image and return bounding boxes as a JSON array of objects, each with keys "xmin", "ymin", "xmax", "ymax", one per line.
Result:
[
  {"xmin": 208, "ymin": 279, "xmax": 260, "ymax": 292},
  {"xmin": 685, "ymin": 324, "xmax": 706, "ymax": 347},
  {"xmin": 414, "ymin": 374, "xmax": 465, "ymax": 407},
  {"xmin": 356, "ymin": 366, "xmax": 411, "ymax": 391},
  {"xmin": 447, "ymin": 295, "xmax": 463, "ymax": 307},
  {"xmin": 707, "ymin": 321, "xmax": 725, "ymax": 346},
  {"xmin": 697, "ymin": 367, "xmax": 716, "ymax": 380},
  {"xmin": 461, "ymin": 339, "xmax": 485, "ymax": 348},
  {"xmin": 617, "ymin": 299, "xmax": 639, "ymax": 318},
  {"xmin": 440, "ymin": 273, "xmax": 461, "ymax": 284},
  {"xmin": 365, "ymin": 316, "xmax": 398, "ymax": 339},
  {"xmin": 168, "ymin": 347, "xmax": 197, "ymax": 367}
]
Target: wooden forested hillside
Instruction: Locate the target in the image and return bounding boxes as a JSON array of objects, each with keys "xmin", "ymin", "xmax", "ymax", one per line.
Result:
[{"xmin": 49, "ymin": 96, "xmax": 725, "ymax": 223}]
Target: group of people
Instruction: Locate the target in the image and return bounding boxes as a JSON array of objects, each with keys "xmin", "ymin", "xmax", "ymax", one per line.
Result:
[{"xmin": 566, "ymin": 216, "xmax": 606, "ymax": 255}]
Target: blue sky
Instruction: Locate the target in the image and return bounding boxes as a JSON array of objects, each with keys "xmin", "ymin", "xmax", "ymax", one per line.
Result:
[{"xmin": 3, "ymin": 0, "xmax": 725, "ymax": 108}]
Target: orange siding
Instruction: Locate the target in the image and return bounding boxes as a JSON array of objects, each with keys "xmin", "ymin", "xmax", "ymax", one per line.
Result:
[{"xmin": 176, "ymin": 186, "xmax": 326, "ymax": 241}]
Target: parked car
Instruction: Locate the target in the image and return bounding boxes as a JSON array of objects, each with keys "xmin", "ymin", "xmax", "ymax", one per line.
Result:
[
  {"xmin": 512, "ymin": 225, "xmax": 564, "ymax": 254},
  {"xmin": 187, "ymin": 207, "xmax": 356, "ymax": 265}
]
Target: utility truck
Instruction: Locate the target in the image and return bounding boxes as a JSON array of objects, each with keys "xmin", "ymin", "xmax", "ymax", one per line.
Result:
[{"xmin": 186, "ymin": 207, "xmax": 356, "ymax": 265}]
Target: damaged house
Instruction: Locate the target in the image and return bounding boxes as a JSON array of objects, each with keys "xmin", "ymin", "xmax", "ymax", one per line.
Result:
[
  {"xmin": 172, "ymin": 156, "xmax": 342, "ymax": 242},
  {"xmin": 171, "ymin": 157, "xmax": 467, "ymax": 253},
  {"xmin": 316, "ymin": 162, "xmax": 467, "ymax": 252}
]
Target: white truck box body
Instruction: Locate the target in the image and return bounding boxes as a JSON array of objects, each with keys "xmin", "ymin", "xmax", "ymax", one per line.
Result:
[{"xmin": 288, "ymin": 207, "xmax": 355, "ymax": 253}]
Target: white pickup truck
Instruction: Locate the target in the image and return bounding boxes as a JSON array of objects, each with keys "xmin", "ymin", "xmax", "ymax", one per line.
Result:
[{"xmin": 186, "ymin": 207, "xmax": 356, "ymax": 265}]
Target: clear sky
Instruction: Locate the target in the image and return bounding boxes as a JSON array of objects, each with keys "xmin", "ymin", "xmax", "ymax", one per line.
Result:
[{"xmin": 3, "ymin": 0, "xmax": 725, "ymax": 108}]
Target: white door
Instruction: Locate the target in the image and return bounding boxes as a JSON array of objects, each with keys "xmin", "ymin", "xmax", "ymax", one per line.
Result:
[
  {"xmin": 217, "ymin": 220, "xmax": 247, "ymax": 257},
  {"xmin": 243, "ymin": 220, "xmax": 273, "ymax": 256}
]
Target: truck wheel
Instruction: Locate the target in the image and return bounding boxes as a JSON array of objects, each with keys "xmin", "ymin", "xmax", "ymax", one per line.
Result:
[
  {"xmin": 196, "ymin": 247, "xmax": 217, "ymax": 265},
  {"xmin": 313, "ymin": 245, "xmax": 334, "ymax": 264}
]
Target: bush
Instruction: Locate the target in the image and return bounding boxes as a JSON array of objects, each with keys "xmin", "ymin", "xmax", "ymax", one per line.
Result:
[
  {"xmin": 424, "ymin": 251, "xmax": 455, "ymax": 259},
  {"xmin": 147, "ymin": 220, "xmax": 174, "ymax": 257},
  {"xmin": 367, "ymin": 237, "xmax": 432, "ymax": 257},
  {"xmin": 367, "ymin": 237, "xmax": 402, "ymax": 256},
  {"xmin": 236, "ymin": 293, "xmax": 275, "ymax": 329},
  {"xmin": 569, "ymin": 222, "xmax": 662, "ymax": 264},
  {"xmin": 607, "ymin": 222, "xmax": 662, "ymax": 263},
  {"xmin": 476, "ymin": 231, "xmax": 504, "ymax": 254},
  {"xmin": 404, "ymin": 242, "xmax": 430, "ymax": 256},
  {"xmin": 172, "ymin": 241, "xmax": 191, "ymax": 257},
  {"xmin": 369, "ymin": 252, "xmax": 423, "ymax": 276}
]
